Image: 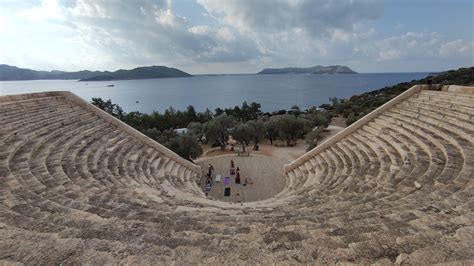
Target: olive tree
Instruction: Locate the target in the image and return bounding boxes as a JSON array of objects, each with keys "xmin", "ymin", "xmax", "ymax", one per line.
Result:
[
  {"xmin": 247, "ymin": 119, "xmax": 265, "ymax": 149},
  {"xmin": 187, "ymin": 121, "xmax": 205, "ymax": 143},
  {"xmin": 142, "ymin": 129, "xmax": 203, "ymax": 160},
  {"xmin": 232, "ymin": 123, "xmax": 253, "ymax": 152},
  {"xmin": 305, "ymin": 127, "xmax": 325, "ymax": 151},
  {"xmin": 264, "ymin": 117, "xmax": 279, "ymax": 145},
  {"xmin": 203, "ymin": 114, "xmax": 236, "ymax": 150},
  {"xmin": 276, "ymin": 115, "xmax": 305, "ymax": 146}
]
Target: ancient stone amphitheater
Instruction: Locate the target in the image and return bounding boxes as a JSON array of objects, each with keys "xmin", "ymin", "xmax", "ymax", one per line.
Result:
[{"xmin": 0, "ymin": 85, "xmax": 473, "ymax": 264}]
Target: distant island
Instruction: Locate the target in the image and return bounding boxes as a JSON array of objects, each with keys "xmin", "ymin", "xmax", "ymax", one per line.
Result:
[
  {"xmin": 0, "ymin": 64, "xmax": 192, "ymax": 81},
  {"xmin": 258, "ymin": 65, "xmax": 357, "ymax": 74}
]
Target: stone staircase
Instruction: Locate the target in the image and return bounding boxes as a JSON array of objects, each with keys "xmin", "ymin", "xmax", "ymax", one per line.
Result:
[{"xmin": 0, "ymin": 86, "xmax": 473, "ymax": 264}]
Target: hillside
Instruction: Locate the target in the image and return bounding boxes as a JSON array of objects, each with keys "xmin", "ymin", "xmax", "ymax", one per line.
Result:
[
  {"xmin": 79, "ymin": 66, "xmax": 192, "ymax": 81},
  {"xmin": 325, "ymin": 66, "xmax": 474, "ymax": 124},
  {"xmin": 258, "ymin": 65, "xmax": 357, "ymax": 74},
  {"xmin": 0, "ymin": 64, "xmax": 191, "ymax": 81}
]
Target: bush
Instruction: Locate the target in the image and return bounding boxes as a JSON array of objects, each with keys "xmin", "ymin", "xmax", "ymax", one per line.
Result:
[
  {"xmin": 142, "ymin": 129, "xmax": 202, "ymax": 160},
  {"xmin": 346, "ymin": 113, "xmax": 359, "ymax": 126}
]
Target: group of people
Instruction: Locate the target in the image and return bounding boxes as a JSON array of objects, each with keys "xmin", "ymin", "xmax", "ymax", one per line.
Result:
[
  {"xmin": 204, "ymin": 159, "xmax": 249, "ymax": 196},
  {"xmin": 230, "ymin": 160, "xmax": 251, "ymax": 186}
]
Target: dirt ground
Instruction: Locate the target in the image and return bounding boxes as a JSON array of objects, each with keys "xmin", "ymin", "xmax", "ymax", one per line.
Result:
[
  {"xmin": 197, "ymin": 154, "xmax": 285, "ymax": 202},
  {"xmin": 330, "ymin": 115, "xmax": 347, "ymax": 127}
]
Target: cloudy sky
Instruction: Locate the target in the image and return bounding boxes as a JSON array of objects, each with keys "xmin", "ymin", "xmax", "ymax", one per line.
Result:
[{"xmin": 0, "ymin": 0, "xmax": 473, "ymax": 74}]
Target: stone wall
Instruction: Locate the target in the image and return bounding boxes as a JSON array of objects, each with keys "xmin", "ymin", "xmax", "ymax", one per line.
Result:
[{"xmin": 443, "ymin": 85, "xmax": 474, "ymax": 94}]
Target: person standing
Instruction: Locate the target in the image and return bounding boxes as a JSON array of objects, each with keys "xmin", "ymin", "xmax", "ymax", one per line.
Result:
[
  {"xmin": 208, "ymin": 163, "xmax": 214, "ymax": 177},
  {"xmin": 236, "ymin": 167, "xmax": 241, "ymax": 184},
  {"xmin": 230, "ymin": 160, "xmax": 235, "ymax": 175}
]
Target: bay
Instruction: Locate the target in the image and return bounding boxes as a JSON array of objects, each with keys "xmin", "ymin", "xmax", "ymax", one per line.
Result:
[{"xmin": 0, "ymin": 73, "xmax": 428, "ymax": 113}]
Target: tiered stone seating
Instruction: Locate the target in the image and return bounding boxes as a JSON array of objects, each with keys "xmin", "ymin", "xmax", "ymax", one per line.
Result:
[
  {"xmin": 0, "ymin": 86, "xmax": 473, "ymax": 264},
  {"xmin": 0, "ymin": 92, "xmax": 203, "ymax": 219},
  {"xmin": 280, "ymin": 86, "xmax": 474, "ymax": 263}
]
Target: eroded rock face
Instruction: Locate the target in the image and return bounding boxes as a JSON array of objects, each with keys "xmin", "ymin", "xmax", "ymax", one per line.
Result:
[{"xmin": 1, "ymin": 88, "xmax": 474, "ymax": 264}]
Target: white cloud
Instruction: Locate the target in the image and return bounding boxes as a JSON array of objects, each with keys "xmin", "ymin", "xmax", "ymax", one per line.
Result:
[
  {"xmin": 63, "ymin": 0, "xmax": 263, "ymax": 67},
  {"xmin": 16, "ymin": 0, "xmax": 64, "ymax": 22},
  {"xmin": 69, "ymin": 0, "xmax": 109, "ymax": 18},
  {"xmin": 195, "ymin": 0, "xmax": 385, "ymax": 67},
  {"xmin": 0, "ymin": 0, "xmax": 472, "ymax": 73},
  {"xmin": 439, "ymin": 39, "xmax": 474, "ymax": 57},
  {"xmin": 395, "ymin": 22, "xmax": 404, "ymax": 31},
  {"xmin": 378, "ymin": 49, "xmax": 399, "ymax": 61},
  {"xmin": 0, "ymin": 14, "xmax": 13, "ymax": 34},
  {"xmin": 373, "ymin": 31, "xmax": 474, "ymax": 63},
  {"xmin": 188, "ymin": 25, "xmax": 210, "ymax": 35},
  {"xmin": 155, "ymin": 9, "xmax": 185, "ymax": 27},
  {"xmin": 217, "ymin": 27, "xmax": 235, "ymax": 42},
  {"xmin": 197, "ymin": 0, "xmax": 383, "ymax": 36}
]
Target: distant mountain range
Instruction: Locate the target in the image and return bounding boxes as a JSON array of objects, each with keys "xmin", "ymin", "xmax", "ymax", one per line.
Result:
[
  {"xmin": 258, "ymin": 65, "xmax": 357, "ymax": 74},
  {"xmin": 0, "ymin": 64, "xmax": 192, "ymax": 81}
]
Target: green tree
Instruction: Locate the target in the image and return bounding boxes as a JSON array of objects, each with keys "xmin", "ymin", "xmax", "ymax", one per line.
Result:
[
  {"xmin": 290, "ymin": 105, "xmax": 301, "ymax": 117},
  {"xmin": 276, "ymin": 115, "xmax": 305, "ymax": 146},
  {"xmin": 174, "ymin": 110, "xmax": 186, "ymax": 128},
  {"xmin": 232, "ymin": 122, "xmax": 253, "ymax": 152},
  {"xmin": 197, "ymin": 108, "xmax": 213, "ymax": 123},
  {"xmin": 232, "ymin": 105, "xmax": 243, "ymax": 121},
  {"xmin": 240, "ymin": 101, "xmax": 252, "ymax": 121},
  {"xmin": 141, "ymin": 127, "xmax": 161, "ymax": 140},
  {"xmin": 122, "ymin": 111, "xmax": 144, "ymax": 129},
  {"xmin": 187, "ymin": 122, "xmax": 205, "ymax": 143},
  {"xmin": 215, "ymin": 107, "xmax": 224, "ymax": 116},
  {"xmin": 143, "ymin": 129, "xmax": 203, "ymax": 160},
  {"xmin": 184, "ymin": 105, "xmax": 198, "ymax": 125},
  {"xmin": 318, "ymin": 103, "xmax": 332, "ymax": 111},
  {"xmin": 165, "ymin": 134, "xmax": 203, "ymax": 160},
  {"xmin": 304, "ymin": 110, "xmax": 331, "ymax": 128},
  {"xmin": 150, "ymin": 111, "xmax": 164, "ymax": 130},
  {"xmin": 155, "ymin": 129, "xmax": 177, "ymax": 143},
  {"xmin": 203, "ymin": 114, "xmax": 236, "ymax": 150},
  {"xmin": 305, "ymin": 127, "xmax": 324, "ymax": 151},
  {"xmin": 248, "ymin": 102, "xmax": 262, "ymax": 120},
  {"xmin": 264, "ymin": 117, "xmax": 279, "ymax": 145},
  {"xmin": 163, "ymin": 107, "xmax": 176, "ymax": 129},
  {"xmin": 247, "ymin": 119, "xmax": 265, "ymax": 148},
  {"xmin": 91, "ymin": 97, "xmax": 124, "ymax": 119}
]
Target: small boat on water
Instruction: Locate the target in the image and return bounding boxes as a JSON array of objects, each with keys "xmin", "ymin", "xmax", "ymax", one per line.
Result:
[{"xmin": 106, "ymin": 84, "xmax": 115, "ymax": 87}]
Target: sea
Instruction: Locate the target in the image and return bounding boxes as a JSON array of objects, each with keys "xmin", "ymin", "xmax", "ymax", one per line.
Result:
[{"xmin": 0, "ymin": 73, "xmax": 429, "ymax": 113}]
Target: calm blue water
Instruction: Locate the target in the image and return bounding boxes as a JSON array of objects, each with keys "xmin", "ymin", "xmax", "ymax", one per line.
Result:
[{"xmin": 0, "ymin": 73, "xmax": 428, "ymax": 113}]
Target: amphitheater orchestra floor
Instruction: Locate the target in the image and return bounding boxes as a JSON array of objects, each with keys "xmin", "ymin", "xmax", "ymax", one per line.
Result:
[{"xmin": 197, "ymin": 154, "xmax": 286, "ymax": 203}]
